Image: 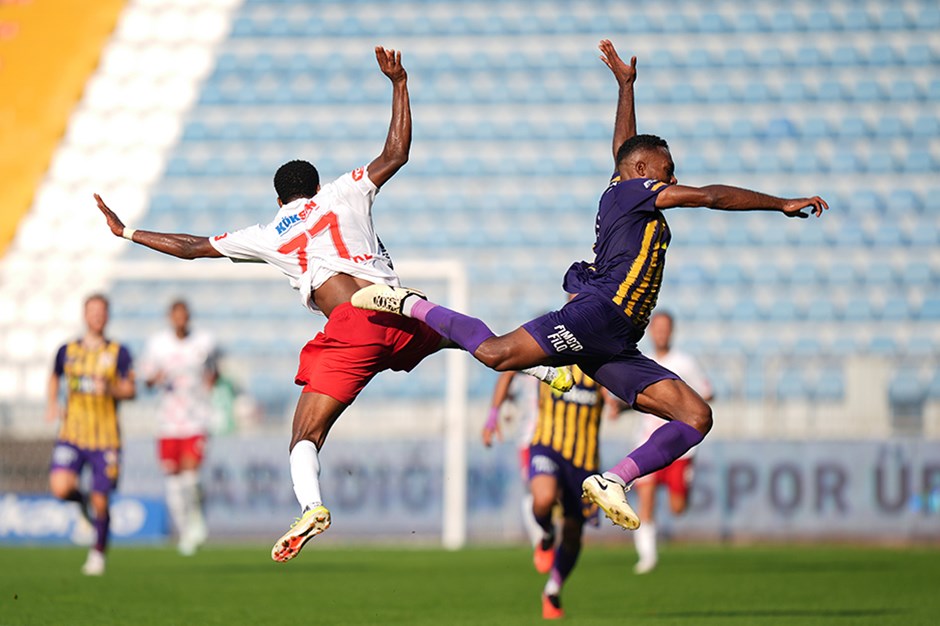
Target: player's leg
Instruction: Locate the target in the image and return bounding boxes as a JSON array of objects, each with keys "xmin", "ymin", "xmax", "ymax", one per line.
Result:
[
  {"xmin": 530, "ymin": 472, "xmax": 559, "ymax": 574},
  {"xmin": 518, "ymin": 448, "xmax": 543, "ymax": 547},
  {"xmin": 605, "ymin": 379, "xmax": 711, "ymax": 487},
  {"xmin": 82, "ymin": 449, "xmax": 119, "ymax": 576},
  {"xmin": 271, "ymin": 391, "xmax": 348, "ymax": 563},
  {"xmin": 351, "ymin": 286, "xmax": 572, "ymax": 390},
  {"xmin": 666, "ymin": 459, "xmax": 693, "ymax": 515},
  {"xmin": 176, "ymin": 437, "xmax": 208, "ymax": 555},
  {"xmin": 49, "ymin": 444, "xmax": 95, "ymax": 546},
  {"xmin": 633, "ymin": 477, "xmax": 658, "ymax": 574},
  {"xmin": 49, "ymin": 469, "xmax": 83, "ymax": 507},
  {"xmin": 581, "ymin": 355, "xmax": 710, "ymax": 530},
  {"xmin": 542, "ymin": 516, "xmax": 584, "ymax": 620},
  {"xmin": 160, "ymin": 440, "xmax": 189, "ymax": 550},
  {"xmin": 49, "ymin": 442, "xmax": 89, "ymax": 517}
]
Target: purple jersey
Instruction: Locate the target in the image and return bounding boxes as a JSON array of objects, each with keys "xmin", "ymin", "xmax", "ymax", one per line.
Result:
[{"xmin": 563, "ymin": 177, "xmax": 671, "ymax": 331}]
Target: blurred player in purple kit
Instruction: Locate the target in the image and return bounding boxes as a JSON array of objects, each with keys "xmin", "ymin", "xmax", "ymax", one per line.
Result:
[
  {"xmin": 354, "ymin": 39, "xmax": 828, "ymax": 531},
  {"xmin": 46, "ymin": 294, "xmax": 136, "ymax": 575},
  {"xmin": 632, "ymin": 310, "xmax": 713, "ymax": 574},
  {"xmin": 486, "ymin": 365, "xmax": 617, "ymax": 619}
]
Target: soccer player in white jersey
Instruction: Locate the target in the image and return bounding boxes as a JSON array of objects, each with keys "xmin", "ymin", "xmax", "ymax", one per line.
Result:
[
  {"xmin": 140, "ymin": 299, "xmax": 217, "ymax": 555},
  {"xmin": 94, "ymin": 47, "xmax": 569, "ymax": 562},
  {"xmin": 483, "ymin": 371, "xmax": 543, "ymax": 547},
  {"xmin": 633, "ymin": 310, "xmax": 713, "ymax": 574}
]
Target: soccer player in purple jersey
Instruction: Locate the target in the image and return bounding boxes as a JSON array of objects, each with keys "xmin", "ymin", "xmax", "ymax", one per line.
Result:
[
  {"xmin": 353, "ymin": 39, "xmax": 829, "ymax": 530},
  {"xmin": 46, "ymin": 294, "xmax": 136, "ymax": 575}
]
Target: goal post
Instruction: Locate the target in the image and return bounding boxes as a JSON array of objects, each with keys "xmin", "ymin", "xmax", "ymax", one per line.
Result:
[{"xmin": 110, "ymin": 259, "xmax": 469, "ymax": 550}]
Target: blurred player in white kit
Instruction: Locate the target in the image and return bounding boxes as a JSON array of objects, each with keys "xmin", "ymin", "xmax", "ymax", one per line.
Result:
[
  {"xmin": 632, "ymin": 310, "xmax": 713, "ymax": 574},
  {"xmin": 141, "ymin": 299, "xmax": 218, "ymax": 555}
]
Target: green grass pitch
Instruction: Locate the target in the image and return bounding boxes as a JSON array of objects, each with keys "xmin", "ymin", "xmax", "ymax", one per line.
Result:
[{"xmin": 1, "ymin": 543, "xmax": 938, "ymax": 625}]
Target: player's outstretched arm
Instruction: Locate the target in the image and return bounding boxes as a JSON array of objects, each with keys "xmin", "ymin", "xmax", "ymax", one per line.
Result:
[
  {"xmin": 483, "ymin": 371, "xmax": 516, "ymax": 447},
  {"xmin": 367, "ymin": 46, "xmax": 411, "ymax": 189},
  {"xmin": 95, "ymin": 194, "xmax": 223, "ymax": 259},
  {"xmin": 600, "ymin": 39, "xmax": 638, "ymax": 162},
  {"xmin": 655, "ymin": 184, "xmax": 829, "ymax": 218}
]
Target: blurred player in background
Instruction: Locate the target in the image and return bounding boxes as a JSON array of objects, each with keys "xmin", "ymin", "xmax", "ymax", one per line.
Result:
[
  {"xmin": 483, "ymin": 370, "xmax": 543, "ymax": 547},
  {"xmin": 354, "ymin": 38, "xmax": 828, "ymax": 531},
  {"xmin": 45, "ymin": 294, "xmax": 135, "ymax": 575},
  {"xmin": 94, "ymin": 46, "xmax": 568, "ymax": 563},
  {"xmin": 495, "ymin": 366, "xmax": 616, "ymax": 619},
  {"xmin": 632, "ymin": 310, "xmax": 712, "ymax": 574},
  {"xmin": 141, "ymin": 299, "xmax": 218, "ymax": 556}
]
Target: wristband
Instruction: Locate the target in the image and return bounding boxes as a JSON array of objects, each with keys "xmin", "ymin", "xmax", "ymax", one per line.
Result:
[
  {"xmin": 122, "ymin": 228, "xmax": 136, "ymax": 241},
  {"xmin": 484, "ymin": 407, "xmax": 499, "ymax": 431}
]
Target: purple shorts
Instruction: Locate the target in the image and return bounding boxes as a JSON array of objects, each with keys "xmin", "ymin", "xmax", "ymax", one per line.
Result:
[
  {"xmin": 528, "ymin": 444, "xmax": 598, "ymax": 524},
  {"xmin": 522, "ymin": 293, "xmax": 679, "ymax": 406},
  {"xmin": 49, "ymin": 441, "xmax": 120, "ymax": 493}
]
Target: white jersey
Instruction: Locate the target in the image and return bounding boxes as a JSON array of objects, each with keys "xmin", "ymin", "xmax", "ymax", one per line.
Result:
[
  {"xmin": 140, "ymin": 330, "xmax": 218, "ymax": 438},
  {"xmin": 209, "ymin": 166, "xmax": 400, "ymax": 314},
  {"xmin": 507, "ymin": 374, "xmax": 540, "ymax": 449},
  {"xmin": 636, "ymin": 349, "xmax": 712, "ymax": 459}
]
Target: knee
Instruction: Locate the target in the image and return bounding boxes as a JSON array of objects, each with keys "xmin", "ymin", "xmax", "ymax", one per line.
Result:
[
  {"xmin": 474, "ymin": 340, "xmax": 514, "ymax": 371},
  {"xmin": 686, "ymin": 400, "xmax": 713, "ymax": 436},
  {"xmin": 49, "ymin": 481, "xmax": 69, "ymax": 500},
  {"xmin": 49, "ymin": 474, "xmax": 72, "ymax": 500},
  {"xmin": 531, "ymin": 493, "xmax": 555, "ymax": 518}
]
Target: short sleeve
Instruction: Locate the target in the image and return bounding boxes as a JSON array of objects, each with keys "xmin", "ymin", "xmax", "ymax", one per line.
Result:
[
  {"xmin": 209, "ymin": 224, "xmax": 268, "ymax": 262},
  {"xmin": 116, "ymin": 345, "xmax": 134, "ymax": 377},
  {"xmin": 325, "ymin": 166, "xmax": 378, "ymax": 215},
  {"xmin": 53, "ymin": 345, "xmax": 67, "ymax": 376}
]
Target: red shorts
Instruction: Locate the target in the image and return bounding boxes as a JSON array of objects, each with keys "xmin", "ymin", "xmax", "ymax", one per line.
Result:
[
  {"xmin": 158, "ymin": 435, "xmax": 207, "ymax": 466},
  {"xmin": 295, "ymin": 302, "xmax": 443, "ymax": 404},
  {"xmin": 637, "ymin": 458, "xmax": 694, "ymax": 498},
  {"xmin": 518, "ymin": 447, "xmax": 530, "ymax": 481}
]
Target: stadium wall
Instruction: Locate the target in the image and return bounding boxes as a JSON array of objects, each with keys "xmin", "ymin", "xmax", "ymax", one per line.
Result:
[{"xmin": 3, "ymin": 434, "xmax": 938, "ymax": 546}]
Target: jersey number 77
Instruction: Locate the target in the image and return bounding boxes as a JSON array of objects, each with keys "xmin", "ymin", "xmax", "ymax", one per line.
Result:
[{"xmin": 277, "ymin": 212, "xmax": 350, "ymax": 272}]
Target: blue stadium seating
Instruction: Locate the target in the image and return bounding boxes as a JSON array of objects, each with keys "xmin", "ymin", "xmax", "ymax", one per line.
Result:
[{"xmin": 113, "ymin": 0, "xmax": 938, "ymax": 408}]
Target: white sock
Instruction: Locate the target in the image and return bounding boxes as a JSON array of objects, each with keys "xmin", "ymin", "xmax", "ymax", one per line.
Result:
[
  {"xmin": 602, "ymin": 471, "xmax": 627, "ymax": 488},
  {"xmin": 634, "ymin": 522, "xmax": 657, "ymax": 565},
  {"xmin": 521, "ymin": 366, "xmax": 559, "ymax": 385},
  {"xmin": 179, "ymin": 469, "xmax": 206, "ymax": 535},
  {"xmin": 544, "ymin": 575, "xmax": 561, "ymax": 596},
  {"xmin": 400, "ymin": 293, "xmax": 423, "ymax": 317},
  {"xmin": 165, "ymin": 474, "xmax": 188, "ymax": 536},
  {"xmin": 290, "ymin": 440, "xmax": 323, "ymax": 511},
  {"xmin": 521, "ymin": 493, "xmax": 542, "ymax": 547}
]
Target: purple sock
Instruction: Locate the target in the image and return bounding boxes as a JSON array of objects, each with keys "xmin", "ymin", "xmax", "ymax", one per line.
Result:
[
  {"xmin": 549, "ymin": 543, "xmax": 581, "ymax": 591},
  {"xmin": 94, "ymin": 512, "xmax": 110, "ymax": 553},
  {"xmin": 411, "ymin": 300, "xmax": 495, "ymax": 355},
  {"xmin": 608, "ymin": 421, "xmax": 704, "ymax": 485},
  {"xmin": 534, "ymin": 511, "xmax": 554, "ymax": 547}
]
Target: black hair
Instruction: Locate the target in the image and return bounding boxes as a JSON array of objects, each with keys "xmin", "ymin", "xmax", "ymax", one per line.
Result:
[
  {"xmin": 615, "ymin": 134, "xmax": 670, "ymax": 166},
  {"xmin": 274, "ymin": 160, "xmax": 320, "ymax": 203}
]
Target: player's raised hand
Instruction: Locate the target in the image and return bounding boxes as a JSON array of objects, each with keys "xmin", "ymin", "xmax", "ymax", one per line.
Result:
[
  {"xmin": 782, "ymin": 196, "xmax": 829, "ymax": 219},
  {"xmin": 599, "ymin": 39, "xmax": 637, "ymax": 86},
  {"xmin": 94, "ymin": 193, "xmax": 127, "ymax": 237},
  {"xmin": 375, "ymin": 46, "xmax": 406, "ymax": 83}
]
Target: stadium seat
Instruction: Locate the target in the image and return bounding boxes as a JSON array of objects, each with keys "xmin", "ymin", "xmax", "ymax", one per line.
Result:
[{"xmin": 812, "ymin": 373, "xmax": 845, "ymax": 402}]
